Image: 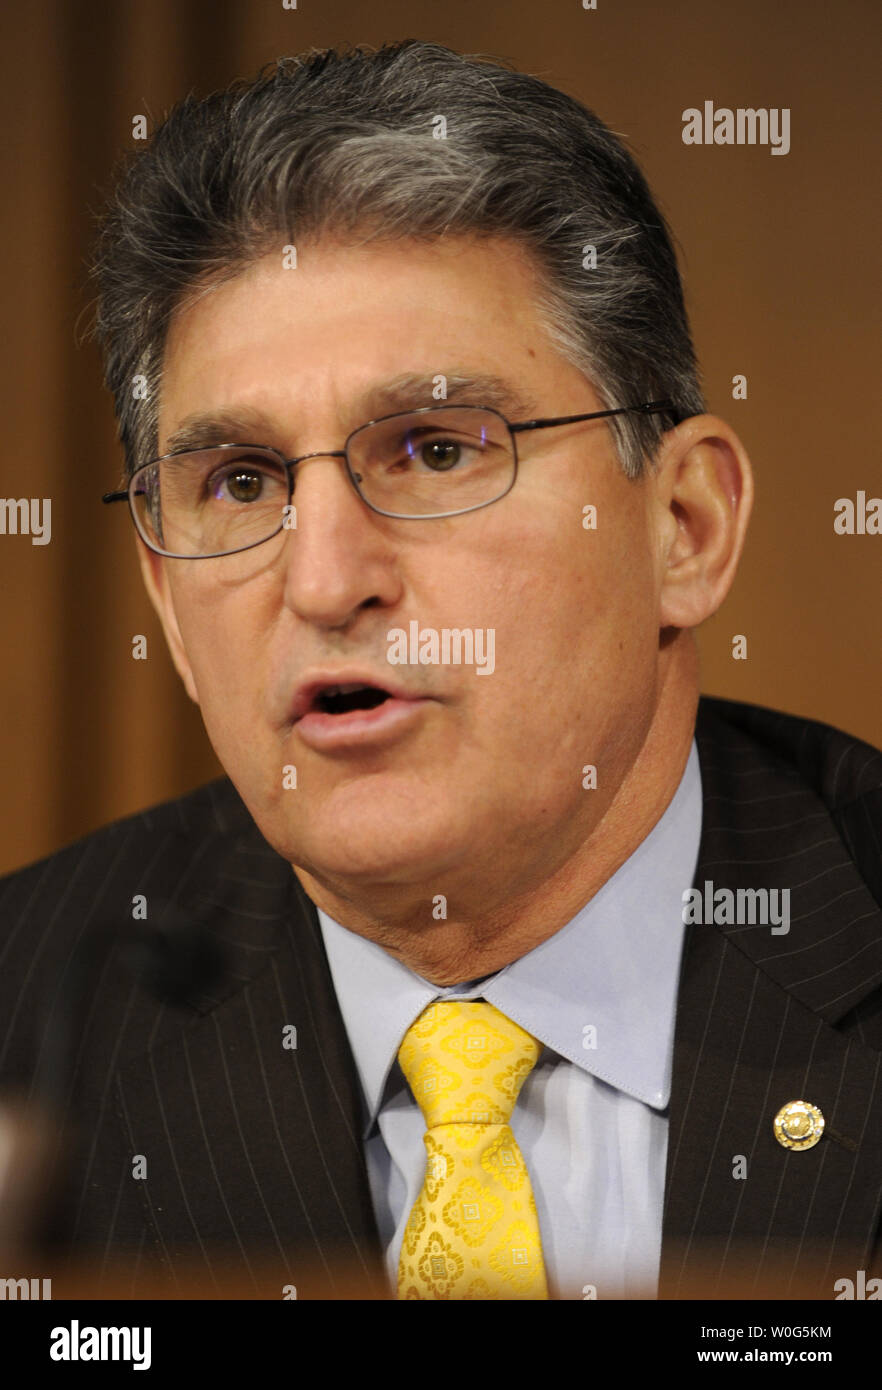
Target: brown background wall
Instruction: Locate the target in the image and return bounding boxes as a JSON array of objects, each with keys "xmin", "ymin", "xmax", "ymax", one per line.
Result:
[{"xmin": 0, "ymin": 0, "xmax": 878, "ymax": 876}]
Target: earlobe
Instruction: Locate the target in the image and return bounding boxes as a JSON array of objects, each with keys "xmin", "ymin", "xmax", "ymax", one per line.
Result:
[
  {"xmin": 655, "ymin": 415, "xmax": 754, "ymax": 631},
  {"xmin": 135, "ymin": 539, "xmax": 201, "ymax": 704}
]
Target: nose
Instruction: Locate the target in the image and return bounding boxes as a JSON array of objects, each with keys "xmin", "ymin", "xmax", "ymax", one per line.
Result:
[{"xmin": 279, "ymin": 449, "xmax": 403, "ymax": 629}]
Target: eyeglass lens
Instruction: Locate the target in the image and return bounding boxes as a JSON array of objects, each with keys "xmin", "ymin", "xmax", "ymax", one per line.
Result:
[{"xmin": 131, "ymin": 408, "xmax": 516, "ymax": 555}]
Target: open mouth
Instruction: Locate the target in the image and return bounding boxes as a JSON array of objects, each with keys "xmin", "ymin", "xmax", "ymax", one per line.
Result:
[
  {"xmin": 293, "ymin": 677, "xmax": 429, "ymax": 745},
  {"xmin": 312, "ymin": 683, "xmax": 393, "ymax": 716}
]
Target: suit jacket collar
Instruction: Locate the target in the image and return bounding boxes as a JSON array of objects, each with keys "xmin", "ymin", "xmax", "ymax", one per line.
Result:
[{"xmin": 690, "ymin": 698, "xmax": 882, "ymax": 1023}]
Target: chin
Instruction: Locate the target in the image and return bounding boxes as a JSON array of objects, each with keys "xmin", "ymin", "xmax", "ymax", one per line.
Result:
[
  {"xmin": 235, "ymin": 759, "xmax": 468, "ymax": 879},
  {"xmin": 277, "ymin": 810, "xmax": 461, "ymax": 887},
  {"xmin": 321, "ymin": 824, "xmax": 456, "ymax": 883}
]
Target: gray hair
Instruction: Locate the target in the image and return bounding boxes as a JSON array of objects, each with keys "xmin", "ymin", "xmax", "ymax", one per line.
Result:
[{"xmin": 88, "ymin": 40, "xmax": 706, "ymax": 480}]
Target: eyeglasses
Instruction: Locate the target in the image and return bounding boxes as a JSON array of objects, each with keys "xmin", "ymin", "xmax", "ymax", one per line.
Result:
[{"xmin": 102, "ymin": 399, "xmax": 680, "ymax": 558}]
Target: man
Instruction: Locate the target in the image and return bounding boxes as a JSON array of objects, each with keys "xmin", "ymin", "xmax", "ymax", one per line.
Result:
[{"xmin": 1, "ymin": 40, "xmax": 880, "ymax": 1300}]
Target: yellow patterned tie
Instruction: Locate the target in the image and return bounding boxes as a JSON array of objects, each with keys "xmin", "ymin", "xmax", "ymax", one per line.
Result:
[{"xmin": 396, "ymin": 999, "xmax": 549, "ymax": 1300}]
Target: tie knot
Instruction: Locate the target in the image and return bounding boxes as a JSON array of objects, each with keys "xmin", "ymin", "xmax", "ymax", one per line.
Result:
[{"xmin": 397, "ymin": 1000, "xmax": 541, "ymax": 1127}]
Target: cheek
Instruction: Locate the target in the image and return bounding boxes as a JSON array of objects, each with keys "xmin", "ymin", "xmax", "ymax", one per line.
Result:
[
  {"xmin": 481, "ymin": 513, "xmax": 657, "ymax": 761},
  {"xmin": 172, "ymin": 580, "xmax": 269, "ymax": 720},
  {"xmin": 483, "ymin": 498, "xmax": 654, "ymax": 662}
]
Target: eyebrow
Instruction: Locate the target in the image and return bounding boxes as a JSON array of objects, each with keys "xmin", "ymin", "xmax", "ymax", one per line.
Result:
[{"xmin": 161, "ymin": 371, "xmax": 539, "ymax": 456}]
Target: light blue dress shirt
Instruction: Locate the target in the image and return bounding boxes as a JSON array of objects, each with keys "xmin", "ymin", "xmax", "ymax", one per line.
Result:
[{"xmin": 318, "ymin": 740, "xmax": 702, "ymax": 1299}]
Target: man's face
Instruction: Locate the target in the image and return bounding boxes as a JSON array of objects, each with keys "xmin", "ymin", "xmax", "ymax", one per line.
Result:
[{"xmin": 149, "ymin": 235, "xmax": 667, "ymax": 905}]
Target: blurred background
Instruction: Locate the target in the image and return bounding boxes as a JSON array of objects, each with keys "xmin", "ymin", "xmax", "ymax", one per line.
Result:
[{"xmin": 1, "ymin": 0, "xmax": 878, "ymax": 875}]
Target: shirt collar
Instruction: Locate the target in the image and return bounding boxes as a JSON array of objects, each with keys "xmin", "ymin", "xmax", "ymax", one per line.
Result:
[{"xmin": 318, "ymin": 740, "xmax": 701, "ymax": 1138}]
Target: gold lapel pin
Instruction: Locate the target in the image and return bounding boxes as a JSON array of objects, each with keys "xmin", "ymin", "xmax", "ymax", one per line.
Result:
[{"xmin": 773, "ymin": 1100, "xmax": 825, "ymax": 1151}]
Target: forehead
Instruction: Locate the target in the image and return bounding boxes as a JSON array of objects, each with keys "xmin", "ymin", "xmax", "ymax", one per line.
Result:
[{"xmin": 156, "ymin": 235, "xmax": 575, "ymax": 453}]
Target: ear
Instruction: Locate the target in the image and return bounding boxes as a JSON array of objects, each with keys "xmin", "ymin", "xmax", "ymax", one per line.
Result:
[
  {"xmin": 135, "ymin": 538, "xmax": 201, "ymax": 704},
  {"xmin": 650, "ymin": 414, "xmax": 754, "ymax": 630}
]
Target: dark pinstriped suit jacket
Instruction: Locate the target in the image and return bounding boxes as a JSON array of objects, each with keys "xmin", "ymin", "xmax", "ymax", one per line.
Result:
[{"xmin": 1, "ymin": 695, "xmax": 880, "ymax": 1299}]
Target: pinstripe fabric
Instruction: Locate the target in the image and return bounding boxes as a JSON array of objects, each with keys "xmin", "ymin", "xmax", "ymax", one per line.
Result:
[
  {"xmin": 0, "ymin": 696, "xmax": 880, "ymax": 1298},
  {"xmin": 0, "ymin": 782, "xmax": 385, "ymax": 1297},
  {"xmin": 660, "ymin": 699, "xmax": 882, "ymax": 1296}
]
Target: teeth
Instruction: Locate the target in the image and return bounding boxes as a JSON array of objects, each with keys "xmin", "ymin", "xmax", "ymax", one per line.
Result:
[{"xmin": 324, "ymin": 683, "xmax": 373, "ymax": 695}]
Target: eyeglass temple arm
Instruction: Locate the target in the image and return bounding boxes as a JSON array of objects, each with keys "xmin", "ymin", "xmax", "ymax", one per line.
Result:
[
  {"xmin": 102, "ymin": 490, "xmax": 129, "ymax": 504},
  {"xmin": 510, "ymin": 399, "xmax": 682, "ymax": 434}
]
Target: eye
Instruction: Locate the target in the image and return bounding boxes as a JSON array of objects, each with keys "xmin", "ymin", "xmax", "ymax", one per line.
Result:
[
  {"xmin": 209, "ymin": 466, "xmax": 269, "ymax": 503},
  {"xmin": 395, "ymin": 431, "xmax": 483, "ymax": 473},
  {"xmin": 418, "ymin": 438, "xmax": 464, "ymax": 471}
]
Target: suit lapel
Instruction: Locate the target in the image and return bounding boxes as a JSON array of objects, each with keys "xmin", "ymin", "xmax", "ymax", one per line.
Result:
[
  {"xmin": 113, "ymin": 808, "xmax": 386, "ymax": 1297},
  {"xmin": 660, "ymin": 700, "xmax": 882, "ymax": 1296}
]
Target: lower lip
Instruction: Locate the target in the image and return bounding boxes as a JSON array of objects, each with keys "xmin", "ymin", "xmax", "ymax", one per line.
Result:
[{"xmin": 294, "ymin": 697, "xmax": 433, "ymax": 751}]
